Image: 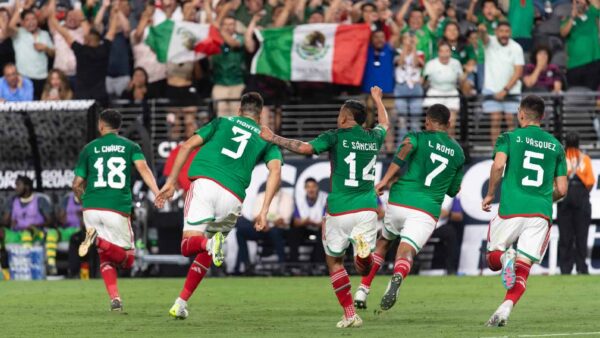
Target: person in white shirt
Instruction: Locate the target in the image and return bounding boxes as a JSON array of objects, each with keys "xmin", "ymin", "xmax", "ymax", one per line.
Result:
[
  {"xmin": 479, "ymin": 21, "xmax": 525, "ymax": 146},
  {"xmin": 422, "ymin": 40, "xmax": 466, "ymax": 137},
  {"xmin": 432, "ymin": 195, "xmax": 463, "ymax": 275}
]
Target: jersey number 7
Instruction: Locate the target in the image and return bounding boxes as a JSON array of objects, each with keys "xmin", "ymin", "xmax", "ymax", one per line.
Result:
[{"xmin": 425, "ymin": 153, "xmax": 449, "ymax": 187}]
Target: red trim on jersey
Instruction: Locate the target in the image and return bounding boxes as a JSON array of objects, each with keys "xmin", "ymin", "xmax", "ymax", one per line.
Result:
[
  {"xmin": 184, "ymin": 180, "xmax": 194, "ymax": 219},
  {"xmin": 327, "ymin": 208, "xmax": 378, "ymax": 216},
  {"xmin": 127, "ymin": 217, "xmax": 134, "ymax": 247},
  {"xmin": 487, "ymin": 216, "xmax": 496, "ymax": 243},
  {"xmin": 387, "ymin": 202, "xmax": 438, "ymax": 222},
  {"xmin": 188, "ymin": 176, "xmax": 243, "ymax": 202},
  {"xmin": 82, "ymin": 208, "xmax": 130, "ymax": 217},
  {"xmin": 498, "ymin": 213, "xmax": 551, "ymax": 225}
]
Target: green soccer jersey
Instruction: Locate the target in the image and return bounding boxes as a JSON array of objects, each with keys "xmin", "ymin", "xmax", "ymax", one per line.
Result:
[
  {"xmin": 74, "ymin": 133, "xmax": 145, "ymax": 215},
  {"xmin": 494, "ymin": 125, "xmax": 567, "ymax": 221},
  {"xmin": 187, "ymin": 116, "xmax": 283, "ymax": 201},
  {"xmin": 388, "ymin": 131, "xmax": 465, "ymax": 219},
  {"xmin": 309, "ymin": 125, "xmax": 386, "ymax": 215}
]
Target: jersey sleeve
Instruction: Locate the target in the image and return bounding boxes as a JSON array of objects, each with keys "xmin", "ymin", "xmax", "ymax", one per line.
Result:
[
  {"xmin": 447, "ymin": 165, "xmax": 464, "ymax": 197},
  {"xmin": 392, "ymin": 133, "xmax": 418, "ymax": 167},
  {"xmin": 196, "ymin": 118, "xmax": 219, "ymax": 142},
  {"xmin": 555, "ymin": 148, "xmax": 567, "ymax": 177},
  {"xmin": 74, "ymin": 146, "xmax": 89, "ymax": 179},
  {"xmin": 308, "ymin": 130, "xmax": 336, "ymax": 155},
  {"xmin": 493, "ymin": 133, "xmax": 509, "ymax": 158},
  {"xmin": 263, "ymin": 144, "xmax": 284, "ymax": 165},
  {"xmin": 373, "ymin": 125, "xmax": 387, "ymax": 147},
  {"xmin": 131, "ymin": 143, "xmax": 145, "ymax": 162}
]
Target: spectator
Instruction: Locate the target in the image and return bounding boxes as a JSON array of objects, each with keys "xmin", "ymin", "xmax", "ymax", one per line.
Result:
[
  {"xmin": 394, "ymin": 31, "xmax": 424, "ymax": 143},
  {"xmin": 560, "ymin": 0, "xmax": 600, "ymax": 91},
  {"xmin": 438, "ymin": 21, "xmax": 477, "ymax": 95},
  {"xmin": 49, "ymin": 2, "xmax": 119, "ymax": 104},
  {"xmin": 0, "ymin": 62, "xmax": 33, "ymax": 102},
  {"xmin": 131, "ymin": 4, "xmax": 166, "ymax": 98},
  {"xmin": 431, "ymin": 196, "xmax": 462, "ymax": 275},
  {"xmin": 467, "ymin": 0, "xmax": 505, "ymax": 35},
  {"xmin": 523, "ymin": 45, "xmax": 563, "ymax": 93},
  {"xmin": 48, "ymin": 6, "xmax": 85, "ymax": 88},
  {"xmin": 56, "ymin": 192, "xmax": 86, "ymax": 278},
  {"xmin": 41, "ymin": 68, "xmax": 73, "ymax": 100},
  {"xmin": 423, "ymin": 41, "xmax": 466, "ymax": 137},
  {"xmin": 232, "ymin": 0, "xmax": 274, "ymax": 28},
  {"xmin": 395, "ymin": 0, "xmax": 440, "ymax": 62},
  {"xmin": 121, "ymin": 67, "xmax": 149, "ymax": 102},
  {"xmin": 479, "ymin": 21, "xmax": 524, "ymax": 146},
  {"xmin": 557, "ymin": 132, "xmax": 595, "ymax": 275},
  {"xmin": 211, "ymin": 15, "xmax": 245, "ymax": 117},
  {"xmin": 0, "ymin": 8, "xmax": 15, "ymax": 72},
  {"xmin": 506, "ymin": 0, "xmax": 535, "ymax": 51},
  {"xmin": 1, "ymin": 176, "xmax": 54, "ymax": 274},
  {"xmin": 236, "ymin": 187, "xmax": 293, "ymax": 275},
  {"xmin": 466, "ymin": 27, "xmax": 485, "ymax": 92},
  {"xmin": 7, "ymin": 3, "xmax": 55, "ymax": 99},
  {"xmin": 288, "ymin": 178, "xmax": 327, "ymax": 270}
]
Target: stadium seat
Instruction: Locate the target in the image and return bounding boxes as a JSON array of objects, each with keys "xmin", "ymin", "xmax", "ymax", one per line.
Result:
[{"xmin": 551, "ymin": 51, "xmax": 567, "ymax": 68}]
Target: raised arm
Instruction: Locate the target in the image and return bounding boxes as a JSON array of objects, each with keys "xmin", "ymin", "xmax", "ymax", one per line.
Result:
[
  {"xmin": 482, "ymin": 152, "xmax": 507, "ymax": 211},
  {"xmin": 117, "ymin": 10, "xmax": 130, "ymax": 35},
  {"xmin": 133, "ymin": 4, "xmax": 154, "ymax": 44},
  {"xmin": 134, "ymin": 160, "xmax": 160, "ymax": 196},
  {"xmin": 254, "ymin": 160, "xmax": 282, "ymax": 231},
  {"xmin": 560, "ymin": 1, "xmax": 578, "ymax": 38},
  {"xmin": 260, "ymin": 126, "xmax": 315, "ymax": 155},
  {"xmin": 370, "ymin": 86, "xmax": 390, "ymax": 131},
  {"xmin": 202, "ymin": 0, "xmax": 214, "ymax": 25},
  {"xmin": 105, "ymin": 5, "xmax": 120, "ymax": 41},
  {"xmin": 7, "ymin": 1, "xmax": 22, "ymax": 37},
  {"xmin": 48, "ymin": 5, "xmax": 74, "ymax": 45},
  {"xmin": 478, "ymin": 22, "xmax": 490, "ymax": 46},
  {"xmin": 244, "ymin": 12, "xmax": 263, "ymax": 53},
  {"xmin": 273, "ymin": 0, "xmax": 294, "ymax": 27},
  {"xmin": 395, "ymin": 0, "xmax": 413, "ymax": 29},
  {"xmin": 423, "ymin": 0, "xmax": 439, "ymax": 32},
  {"xmin": 94, "ymin": 0, "xmax": 110, "ymax": 32},
  {"xmin": 466, "ymin": 0, "xmax": 478, "ymax": 23}
]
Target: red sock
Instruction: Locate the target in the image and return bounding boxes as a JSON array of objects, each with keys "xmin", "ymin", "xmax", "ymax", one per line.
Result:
[
  {"xmin": 487, "ymin": 251, "xmax": 503, "ymax": 271},
  {"xmin": 393, "ymin": 257, "xmax": 412, "ymax": 279},
  {"xmin": 504, "ymin": 260, "xmax": 531, "ymax": 305},
  {"xmin": 180, "ymin": 252, "xmax": 212, "ymax": 301},
  {"xmin": 354, "ymin": 254, "xmax": 373, "ymax": 276},
  {"xmin": 96, "ymin": 237, "xmax": 127, "ymax": 264},
  {"xmin": 360, "ymin": 253, "xmax": 384, "ymax": 289},
  {"xmin": 330, "ymin": 268, "xmax": 355, "ymax": 319},
  {"xmin": 180, "ymin": 236, "xmax": 208, "ymax": 257},
  {"xmin": 99, "ymin": 252, "xmax": 119, "ymax": 300}
]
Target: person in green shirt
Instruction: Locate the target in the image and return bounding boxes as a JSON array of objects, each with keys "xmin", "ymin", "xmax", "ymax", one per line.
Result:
[
  {"xmin": 467, "ymin": 0, "xmax": 505, "ymax": 35},
  {"xmin": 211, "ymin": 16, "xmax": 246, "ymax": 117},
  {"xmin": 73, "ymin": 109, "xmax": 160, "ymax": 312},
  {"xmin": 353, "ymin": 104, "xmax": 465, "ymax": 312},
  {"xmin": 507, "ymin": 0, "xmax": 535, "ymax": 51},
  {"xmin": 560, "ymin": 0, "xmax": 600, "ymax": 90},
  {"xmin": 395, "ymin": 0, "xmax": 440, "ymax": 62},
  {"xmin": 482, "ymin": 95, "xmax": 568, "ymax": 327},
  {"xmin": 260, "ymin": 87, "xmax": 390, "ymax": 329}
]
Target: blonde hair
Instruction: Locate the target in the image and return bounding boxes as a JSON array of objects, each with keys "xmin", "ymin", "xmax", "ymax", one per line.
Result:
[{"xmin": 41, "ymin": 69, "xmax": 73, "ymax": 101}]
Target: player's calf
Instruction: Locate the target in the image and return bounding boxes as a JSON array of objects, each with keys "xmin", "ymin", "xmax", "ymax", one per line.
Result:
[
  {"xmin": 354, "ymin": 252, "xmax": 385, "ymax": 310},
  {"xmin": 486, "ymin": 250, "xmax": 503, "ymax": 271},
  {"xmin": 180, "ymin": 235, "xmax": 209, "ymax": 257}
]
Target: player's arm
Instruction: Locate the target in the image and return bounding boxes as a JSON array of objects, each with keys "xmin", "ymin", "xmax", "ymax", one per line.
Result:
[
  {"xmin": 447, "ymin": 166, "xmax": 464, "ymax": 197},
  {"xmin": 155, "ymin": 135, "xmax": 204, "ymax": 207},
  {"xmin": 376, "ymin": 138, "xmax": 415, "ymax": 194},
  {"xmin": 134, "ymin": 160, "xmax": 160, "ymax": 197},
  {"xmin": 260, "ymin": 127, "xmax": 314, "ymax": 155},
  {"xmin": 255, "ymin": 159, "xmax": 282, "ymax": 231},
  {"xmin": 482, "ymin": 152, "xmax": 507, "ymax": 212},
  {"xmin": 553, "ymin": 176, "xmax": 568, "ymax": 201},
  {"xmin": 370, "ymin": 86, "xmax": 390, "ymax": 131},
  {"xmin": 72, "ymin": 176, "xmax": 86, "ymax": 203}
]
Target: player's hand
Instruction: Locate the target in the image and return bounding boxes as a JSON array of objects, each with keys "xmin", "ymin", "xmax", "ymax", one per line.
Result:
[
  {"xmin": 375, "ymin": 181, "xmax": 386, "ymax": 196},
  {"xmin": 370, "ymin": 86, "xmax": 383, "ymax": 101},
  {"xmin": 259, "ymin": 126, "xmax": 274, "ymax": 142},
  {"xmin": 254, "ymin": 211, "xmax": 268, "ymax": 232},
  {"xmin": 481, "ymin": 194, "xmax": 494, "ymax": 212},
  {"xmin": 155, "ymin": 182, "xmax": 175, "ymax": 208}
]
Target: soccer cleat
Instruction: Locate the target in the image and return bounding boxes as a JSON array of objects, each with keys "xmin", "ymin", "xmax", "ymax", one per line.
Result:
[
  {"xmin": 336, "ymin": 314, "xmax": 363, "ymax": 328},
  {"xmin": 501, "ymin": 248, "xmax": 517, "ymax": 290},
  {"xmin": 380, "ymin": 274, "xmax": 403, "ymax": 311},
  {"xmin": 79, "ymin": 227, "xmax": 97, "ymax": 257},
  {"xmin": 210, "ymin": 232, "xmax": 225, "ymax": 267},
  {"xmin": 353, "ymin": 234, "xmax": 370, "ymax": 259},
  {"xmin": 486, "ymin": 300, "xmax": 513, "ymax": 327},
  {"xmin": 354, "ymin": 286, "xmax": 369, "ymax": 310},
  {"xmin": 110, "ymin": 298, "xmax": 123, "ymax": 312},
  {"xmin": 169, "ymin": 302, "xmax": 189, "ymax": 320}
]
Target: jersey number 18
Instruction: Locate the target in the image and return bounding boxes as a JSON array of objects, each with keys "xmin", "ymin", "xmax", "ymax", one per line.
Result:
[{"xmin": 93, "ymin": 157, "xmax": 126, "ymax": 189}]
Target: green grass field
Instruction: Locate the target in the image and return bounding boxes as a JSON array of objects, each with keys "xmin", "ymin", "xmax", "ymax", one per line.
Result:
[{"xmin": 2, "ymin": 275, "xmax": 600, "ymax": 337}]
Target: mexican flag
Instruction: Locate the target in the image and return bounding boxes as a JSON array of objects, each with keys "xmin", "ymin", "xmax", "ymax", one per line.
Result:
[
  {"xmin": 145, "ymin": 19, "xmax": 223, "ymax": 64},
  {"xmin": 251, "ymin": 24, "xmax": 371, "ymax": 85}
]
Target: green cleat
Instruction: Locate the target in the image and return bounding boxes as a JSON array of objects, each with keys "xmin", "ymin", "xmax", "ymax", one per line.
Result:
[{"xmin": 169, "ymin": 301, "xmax": 189, "ymax": 320}]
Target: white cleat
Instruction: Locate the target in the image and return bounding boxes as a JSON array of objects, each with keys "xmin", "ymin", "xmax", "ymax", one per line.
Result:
[
  {"xmin": 79, "ymin": 227, "xmax": 97, "ymax": 257},
  {"xmin": 486, "ymin": 300, "xmax": 513, "ymax": 327},
  {"xmin": 169, "ymin": 299, "xmax": 189, "ymax": 320},
  {"xmin": 353, "ymin": 234, "xmax": 370, "ymax": 259},
  {"xmin": 336, "ymin": 314, "xmax": 363, "ymax": 328},
  {"xmin": 354, "ymin": 286, "xmax": 369, "ymax": 309},
  {"xmin": 501, "ymin": 248, "xmax": 517, "ymax": 290},
  {"xmin": 209, "ymin": 232, "xmax": 225, "ymax": 267}
]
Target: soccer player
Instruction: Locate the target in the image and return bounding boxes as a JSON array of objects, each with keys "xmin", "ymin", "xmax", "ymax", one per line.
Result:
[
  {"xmin": 73, "ymin": 109, "xmax": 160, "ymax": 311},
  {"xmin": 155, "ymin": 92, "xmax": 282, "ymax": 320},
  {"xmin": 260, "ymin": 86, "xmax": 390, "ymax": 328},
  {"xmin": 353, "ymin": 104, "xmax": 465, "ymax": 311},
  {"xmin": 482, "ymin": 95, "xmax": 567, "ymax": 326}
]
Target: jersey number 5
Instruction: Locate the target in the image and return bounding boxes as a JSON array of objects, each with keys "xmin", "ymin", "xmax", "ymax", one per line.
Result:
[
  {"xmin": 344, "ymin": 153, "xmax": 376, "ymax": 187},
  {"xmin": 222, "ymin": 127, "xmax": 252, "ymax": 159},
  {"xmin": 425, "ymin": 153, "xmax": 449, "ymax": 187},
  {"xmin": 93, "ymin": 157, "xmax": 126, "ymax": 189},
  {"xmin": 521, "ymin": 150, "xmax": 544, "ymax": 187}
]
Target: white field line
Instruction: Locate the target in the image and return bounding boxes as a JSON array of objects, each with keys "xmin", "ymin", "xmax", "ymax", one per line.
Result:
[{"xmin": 482, "ymin": 331, "xmax": 600, "ymax": 338}]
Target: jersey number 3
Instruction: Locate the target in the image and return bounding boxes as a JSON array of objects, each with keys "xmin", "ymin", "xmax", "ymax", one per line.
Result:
[
  {"xmin": 93, "ymin": 157, "xmax": 126, "ymax": 189},
  {"xmin": 222, "ymin": 127, "xmax": 252, "ymax": 159}
]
